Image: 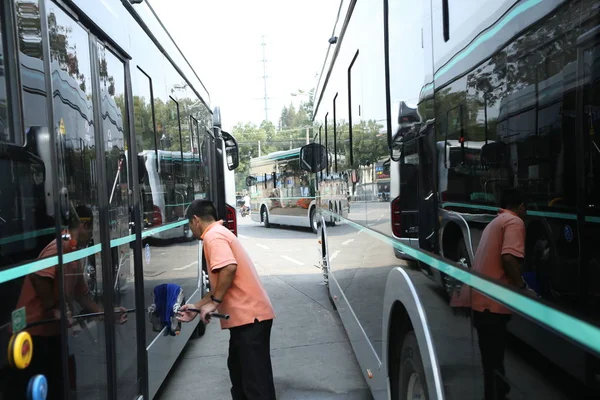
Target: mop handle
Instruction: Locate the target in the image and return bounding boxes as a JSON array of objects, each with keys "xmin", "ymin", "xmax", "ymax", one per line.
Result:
[{"xmin": 184, "ymin": 308, "xmax": 230, "ymax": 320}]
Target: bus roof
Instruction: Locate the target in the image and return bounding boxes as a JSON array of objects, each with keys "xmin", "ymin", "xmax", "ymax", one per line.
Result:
[{"xmin": 250, "ymin": 147, "xmax": 302, "ymax": 165}]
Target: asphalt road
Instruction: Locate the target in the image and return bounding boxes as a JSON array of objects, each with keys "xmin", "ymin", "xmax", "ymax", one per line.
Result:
[{"xmin": 156, "ymin": 215, "xmax": 372, "ymax": 400}]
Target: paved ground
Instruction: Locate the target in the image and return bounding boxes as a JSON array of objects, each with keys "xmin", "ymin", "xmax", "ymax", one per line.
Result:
[{"xmin": 156, "ymin": 215, "xmax": 372, "ymax": 400}]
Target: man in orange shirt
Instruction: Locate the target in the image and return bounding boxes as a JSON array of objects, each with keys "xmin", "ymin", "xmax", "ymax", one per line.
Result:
[
  {"xmin": 470, "ymin": 188, "xmax": 528, "ymax": 400},
  {"xmin": 178, "ymin": 200, "xmax": 276, "ymax": 400}
]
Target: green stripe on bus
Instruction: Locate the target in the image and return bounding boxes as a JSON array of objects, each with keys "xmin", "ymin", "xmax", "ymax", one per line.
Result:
[
  {"xmin": 321, "ymin": 209, "xmax": 600, "ymax": 356},
  {"xmin": 63, "ymin": 244, "xmax": 102, "ymax": 263},
  {"xmin": 0, "ymin": 228, "xmax": 56, "ymax": 246},
  {"xmin": 425, "ymin": 0, "xmax": 542, "ymax": 91},
  {"xmin": 110, "ymin": 234, "xmax": 136, "ymax": 248},
  {"xmin": 0, "ymin": 220, "xmax": 189, "ymax": 284},
  {"xmin": 255, "ymin": 197, "xmax": 316, "ymax": 201},
  {"xmin": 142, "ymin": 219, "xmax": 188, "ymax": 238},
  {"xmin": 0, "ymin": 256, "xmax": 59, "ymax": 284},
  {"xmin": 442, "ymin": 202, "xmax": 600, "ymax": 223},
  {"xmin": 0, "ymin": 244, "xmax": 102, "ymax": 284},
  {"xmin": 165, "ymin": 202, "xmax": 192, "ymax": 208}
]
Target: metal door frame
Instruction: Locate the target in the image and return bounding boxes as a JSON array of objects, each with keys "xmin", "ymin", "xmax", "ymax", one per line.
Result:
[{"xmin": 89, "ymin": 35, "xmax": 147, "ymax": 400}]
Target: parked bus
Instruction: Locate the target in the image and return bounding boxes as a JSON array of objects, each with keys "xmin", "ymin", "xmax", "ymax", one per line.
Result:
[
  {"xmin": 304, "ymin": 0, "xmax": 600, "ymax": 399},
  {"xmin": 246, "ymin": 147, "xmax": 348, "ymax": 232},
  {"xmin": 136, "ymin": 148, "xmax": 211, "ymax": 241},
  {"xmin": 0, "ymin": 1, "xmax": 238, "ymax": 399}
]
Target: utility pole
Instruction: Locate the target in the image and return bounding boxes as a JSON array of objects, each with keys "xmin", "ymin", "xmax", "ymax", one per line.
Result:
[{"xmin": 261, "ymin": 35, "xmax": 269, "ymax": 122}]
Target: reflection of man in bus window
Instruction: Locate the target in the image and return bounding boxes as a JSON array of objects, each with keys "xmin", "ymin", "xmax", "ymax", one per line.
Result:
[
  {"xmin": 243, "ymin": 193, "xmax": 250, "ymax": 211},
  {"xmin": 470, "ymin": 188, "xmax": 527, "ymax": 400},
  {"xmin": 11, "ymin": 205, "xmax": 126, "ymax": 399}
]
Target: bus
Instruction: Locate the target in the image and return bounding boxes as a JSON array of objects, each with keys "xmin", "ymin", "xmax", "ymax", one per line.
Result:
[
  {"xmin": 136, "ymin": 148, "xmax": 212, "ymax": 242},
  {"xmin": 375, "ymin": 158, "xmax": 391, "ymax": 202},
  {"xmin": 246, "ymin": 147, "xmax": 348, "ymax": 233},
  {"xmin": 304, "ymin": 0, "xmax": 600, "ymax": 399},
  {"xmin": 0, "ymin": 1, "xmax": 238, "ymax": 399}
]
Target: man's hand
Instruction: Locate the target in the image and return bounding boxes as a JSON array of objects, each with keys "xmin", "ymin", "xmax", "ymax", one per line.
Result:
[
  {"xmin": 115, "ymin": 306, "xmax": 128, "ymax": 325},
  {"xmin": 176, "ymin": 304, "xmax": 198, "ymax": 323},
  {"xmin": 53, "ymin": 307, "xmax": 73, "ymax": 327},
  {"xmin": 199, "ymin": 301, "xmax": 218, "ymax": 324}
]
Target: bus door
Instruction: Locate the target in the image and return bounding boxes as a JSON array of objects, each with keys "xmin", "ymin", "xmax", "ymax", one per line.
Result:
[
  {"xmin": 578, "ymin": 29, "xmax": 600, "ymax": 311},
  {"xmin": 92, "ymin": 40, "xmax": 144, "ymax": 399},
  {"xmin": 417, "ymin": 123, "xmax": 438, "ymax": 275},
  {"xmin": 395, "ymin": 138, "xmax": 420, "ymax": 247}
]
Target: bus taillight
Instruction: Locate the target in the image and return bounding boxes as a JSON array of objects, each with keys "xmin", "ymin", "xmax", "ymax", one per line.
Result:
[
  {"xmin": 391, "ymin": 196, "xmax": 402, "ymax": 237},
  {"xmin": 225, "ymin": 204, "xmax": 237, "ymax": 236},
  {"xmin": 152, "ymin": 205, "xmax": 162, "ymax": 226}
]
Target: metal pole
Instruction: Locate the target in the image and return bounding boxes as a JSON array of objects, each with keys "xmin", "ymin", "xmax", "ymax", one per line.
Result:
[
  {"xmin": 306, "ymin": 126, "xmax": 310, "ymax": 145},
  {"xmin": 261, "ymin": 36, "xmax": 268, "ymax": 122}
]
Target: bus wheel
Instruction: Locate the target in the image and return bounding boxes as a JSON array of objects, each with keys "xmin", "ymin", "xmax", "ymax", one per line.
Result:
[
  {"xmin": 193, "ymin": 321, "xmax": 206, "ymax": 338},
  {"xmin": 310, "ymin": 208, "xmax": 318, "ymax": 233},
  {"xmin": 326, "ymin": 204, "xmax": 335, "ymax": 227},
  {"xmin": 262, "ymin": 206, "xmax": 271, "ymax": 228},
  {"xmin": 397, "ymin": 331, "xmax": 428, "ymax": 400}
]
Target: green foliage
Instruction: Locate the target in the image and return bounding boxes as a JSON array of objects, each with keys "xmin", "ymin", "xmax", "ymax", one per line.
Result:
[
  {"xmin": 231, "ymin": 86, "xmax": 389, "ymax": 191},
  {"xmin": 232, "ymin": 89, "xmax": 317, "ymax": 189}
]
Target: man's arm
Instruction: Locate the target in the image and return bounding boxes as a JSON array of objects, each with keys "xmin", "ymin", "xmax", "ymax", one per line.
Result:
[
  {"xmin": 501, "ymin": 218, "xmax": 526, "ymax": 288},
  {"xmin": 501, "ymin": 254, "xmax": 524, "ymax": 288},
  {"xmin": 193, "ymin": 263, "xmax": 237, "ymax": 309},
  {"xmin": 77, "ymin": 292, "xmax": 103, "ymax": 314},
  {"xmin": 209, "ymin": 263, "xmax": 237, "ymax": 302},
  {"xmin": 193, "ymin": 263, "xmax": 237, "ymax": 323}
]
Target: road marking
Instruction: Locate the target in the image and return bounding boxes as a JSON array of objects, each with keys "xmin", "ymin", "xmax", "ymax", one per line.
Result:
[
  {"xmin": 357, "ymin": 229, "xmax": 364, "ymax": 235},
  {"xmin": 342, "ymin": 239, "xmax": 355, "ymax": 246},
  {"xmin": 330, "ymin": 250, "xmax": 340, "ymax": 260},
  {"xmin": 174, "ymin": 261, "xmax": 198, "ymax": 271},
  {"xmin": 257, "ymin": 244, "xmax": 270, "ymax": 250},
  {"xmin": 239, "ymin": 234, "xmax": 249, "ymax": 239},
  {"xmin": 280, "ymin": 255, "xmax": 304, "ymax": 266}
]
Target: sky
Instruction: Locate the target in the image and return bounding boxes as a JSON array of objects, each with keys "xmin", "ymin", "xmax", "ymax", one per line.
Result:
[{"xmin": 150, "ymin": 0, "xmax": 341, "ymax": 132}]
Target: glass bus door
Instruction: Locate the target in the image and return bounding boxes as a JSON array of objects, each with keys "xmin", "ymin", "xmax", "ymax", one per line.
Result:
[{"xmin": 93, "ymin": 40, "xmax": 143, "ymax": 400}]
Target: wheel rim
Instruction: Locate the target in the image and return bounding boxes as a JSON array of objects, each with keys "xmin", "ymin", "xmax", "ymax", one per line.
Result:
[
  {"xmin": 262, "ymin": 210, "xmax": 268, "ymax": 224},
  {"xmin": 406, "ymin": 372, "xmax": 425, "ymax": 400}
]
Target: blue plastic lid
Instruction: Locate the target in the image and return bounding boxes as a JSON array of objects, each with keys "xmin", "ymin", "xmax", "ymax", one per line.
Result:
[{"xmin": 27, "ymin": 374, "xmax": 48, "ymax": 400}]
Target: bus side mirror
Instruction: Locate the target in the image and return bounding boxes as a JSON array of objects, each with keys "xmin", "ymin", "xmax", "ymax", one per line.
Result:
[
  {"xmin": 245, "ymin": 176, "xmax": 256, "ymax": 187},
  {"xmin": 391, "ymin": 136, "xmax": 402, "ymax": 162},
  {"xmin": 222, "ymin": 131, "xmax": 239, "ymax": 171},
  {"xmin": 300, "ymin": 143, "xmax": 328, "ymax": 173}
]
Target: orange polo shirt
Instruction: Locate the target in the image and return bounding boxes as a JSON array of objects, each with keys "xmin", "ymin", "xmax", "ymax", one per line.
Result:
[
  {"xmin": 201, "ymin": 221, "xmax": 275, "ymax": 329},
  {"xmin": 471, "ymin": 209, "xmax": 525, "ymax": 314},
  {"xmin": 15, "ymin": 238, "xmax": 89, "ymax": 336}
]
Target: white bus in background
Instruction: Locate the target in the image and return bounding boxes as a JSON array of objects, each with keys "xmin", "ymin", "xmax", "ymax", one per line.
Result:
[{"xmin": 137, "ymin": 149, "xmax": 202, "ymax": 241}]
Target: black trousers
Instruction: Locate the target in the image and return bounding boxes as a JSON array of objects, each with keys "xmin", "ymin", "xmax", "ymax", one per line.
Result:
[
  {"xmin": 473, "ymin": 310, "xmax": 511, "ymax": 400},
  {"xmin": 228, "ymin": 319, "xmax": 276, "ymax": 400}
]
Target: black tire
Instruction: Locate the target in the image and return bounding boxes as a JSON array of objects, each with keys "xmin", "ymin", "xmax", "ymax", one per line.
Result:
[
  {"xmin": 326, "ymin": 203, "xmax": 335, "ymax": 227},
  {"xmin": 310, "ymin": 207, "xmax": 318, "ymax": 234},
  {"xmin": 397, "ymin": 331, "xmax": 428, "ymax": 400},
  {"xmin": 261, "ymin": 206, "xmax": 271, "ymax": 228},
  {"xmin": 193, "ymin": 321, "xmax": 206, "ymax": 338}
]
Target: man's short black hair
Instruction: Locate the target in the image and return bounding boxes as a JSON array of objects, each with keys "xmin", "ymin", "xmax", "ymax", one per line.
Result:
[
  {"xmin": 69, "ymin": 204, "xmax": 93, "ymax": 229},
  {"xmin": 187, "ymin": 199, "xmax": 218, "ymax": 222},
  {"xmin": 500, "ymin": 188, "xmax": 525, "ymax": 210}
]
